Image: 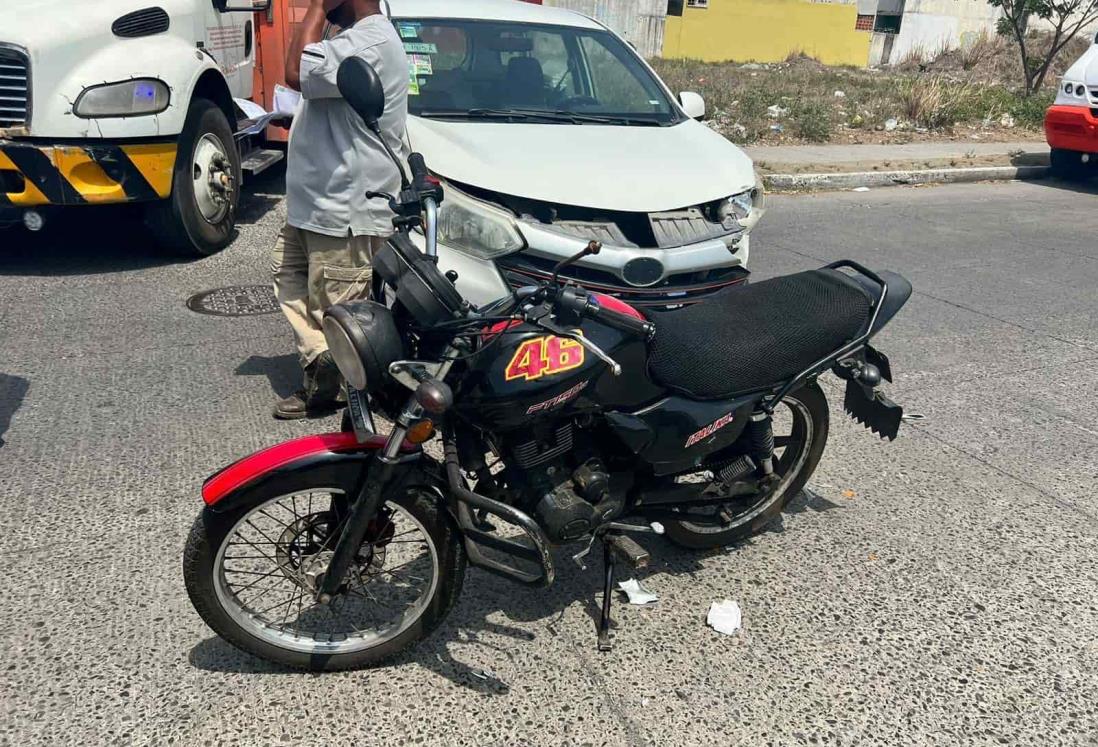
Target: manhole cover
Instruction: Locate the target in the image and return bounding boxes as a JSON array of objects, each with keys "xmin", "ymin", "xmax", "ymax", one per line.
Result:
[{"xmin": 187, "ymin": 285, "xmax": 280, "ymax": 317}]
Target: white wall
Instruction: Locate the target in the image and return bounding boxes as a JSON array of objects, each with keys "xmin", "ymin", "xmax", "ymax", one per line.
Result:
[
  {"xmin": 888, "ymin": 0, "xmax": 1001, "ymax": 61},
  {"xmin": 544, "ymin": 0, "xmax": 667, "ymax": 57}
]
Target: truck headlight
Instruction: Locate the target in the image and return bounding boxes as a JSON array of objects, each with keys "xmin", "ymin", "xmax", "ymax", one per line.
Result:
[
  {"xmin": 436, "ymin": 186, "xmax": 526, "ymax": 260},
  {"xmin": 74, "ymin": 79, "xmax": 171, "ymax": 118},
  {"xmin": 1055, "ymin": 79, "xmax": 1088, "ymax": 106}
]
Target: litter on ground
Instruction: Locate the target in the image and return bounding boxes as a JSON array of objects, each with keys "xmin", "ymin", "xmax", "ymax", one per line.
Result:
[
  {"xmin": 618, "ymin": 579, "xmax": 659, "ymax": 605},
  {"xmin": 707, "ymin": 600, "xmax": 743, "ymax": 635}
]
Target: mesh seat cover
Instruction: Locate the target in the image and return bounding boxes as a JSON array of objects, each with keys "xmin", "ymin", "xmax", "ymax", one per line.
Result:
[{"xmin": 647, "ymin": 270, "xmax": 872, "ymax": 400}]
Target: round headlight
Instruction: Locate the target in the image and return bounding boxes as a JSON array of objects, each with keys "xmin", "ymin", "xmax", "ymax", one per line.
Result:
[
  {"xmin": 322, "ymin": 314, "xmax": 369, "ymax": 391},
  {"xmin": 321, "ymin": 301, "xmax": 403, "ymax": 393},
  {"xmin": 1066, "ymin": 81, "xmax": 1074, "ymax": 94},
  {"xmin": 1077, "ymin": 84, "xmax": 1087, "ymax": 97}
]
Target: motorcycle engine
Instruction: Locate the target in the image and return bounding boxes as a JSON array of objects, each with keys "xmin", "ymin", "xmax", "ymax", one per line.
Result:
[{"xmin": 504, "ymin": 422, "xmax": 623, "ymax": 542}]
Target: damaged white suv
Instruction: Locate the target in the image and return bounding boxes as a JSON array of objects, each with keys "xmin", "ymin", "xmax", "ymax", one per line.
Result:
[{"xmin": 390, "ymin": 0, "xmax": 764, "ymax": 308}]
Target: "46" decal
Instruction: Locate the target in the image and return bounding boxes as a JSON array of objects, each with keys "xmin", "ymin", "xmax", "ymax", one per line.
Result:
[{"xmin": 505, "ymin": 335, "xmax": 586, "ymax": 382}]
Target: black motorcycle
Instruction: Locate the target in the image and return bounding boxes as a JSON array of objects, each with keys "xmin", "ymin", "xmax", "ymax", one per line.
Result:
[{"xmin": 184, "ymin": 58, "xmax": 913, "ymax": 671}]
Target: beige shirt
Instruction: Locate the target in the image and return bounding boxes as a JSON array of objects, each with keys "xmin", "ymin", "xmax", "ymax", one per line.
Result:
[{"xmin": 287, "ymin": 14, "xmax": 409, "ymax": 238}]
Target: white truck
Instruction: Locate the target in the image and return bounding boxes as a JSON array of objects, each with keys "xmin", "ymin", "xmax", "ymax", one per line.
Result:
[{"xmin": 0, "ymin": 0, "xmax": 286, "ymax": 256}]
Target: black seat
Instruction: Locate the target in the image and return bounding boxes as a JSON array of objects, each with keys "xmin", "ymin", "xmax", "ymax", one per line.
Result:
[{"xmin": 647, "ymin": 270, "xmax": 873, "ymax": 400}]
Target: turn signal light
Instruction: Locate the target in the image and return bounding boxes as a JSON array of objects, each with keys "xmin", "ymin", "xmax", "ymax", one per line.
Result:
[{"xmin": 406, "ymin": 419, "xmax": 436, "ymax": 444}]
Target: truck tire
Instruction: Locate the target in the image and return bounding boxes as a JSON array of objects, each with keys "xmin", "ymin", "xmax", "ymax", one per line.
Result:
[
  {"xmin": 1050, "ymin": 148, "xmax": 1092, "ymax": 182},
  {"xmin": 147, "ymin": 98, "xmax": 240, "ymax": 257}
]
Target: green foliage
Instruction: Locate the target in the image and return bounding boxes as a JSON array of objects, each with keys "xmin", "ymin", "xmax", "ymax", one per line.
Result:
[{"xmin": 790, "ymin": 100, "xmax": 833, "ymax": 142}]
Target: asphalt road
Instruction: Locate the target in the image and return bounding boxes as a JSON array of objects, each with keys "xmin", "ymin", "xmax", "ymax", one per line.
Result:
[{"xmin": 1, "ymin": 177, "xmax": 1097, "ymax": 746}]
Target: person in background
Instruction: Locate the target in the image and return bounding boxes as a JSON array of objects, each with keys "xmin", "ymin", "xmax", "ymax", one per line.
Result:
[{"xmin": 271, "ymin": 0, "xmax": 409, "ymax": 419}]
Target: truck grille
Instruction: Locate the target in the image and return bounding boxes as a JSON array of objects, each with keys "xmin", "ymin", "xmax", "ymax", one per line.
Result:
[{"xmin": 0, "ymin": 45, "xmax": 30, "ymax": 129}]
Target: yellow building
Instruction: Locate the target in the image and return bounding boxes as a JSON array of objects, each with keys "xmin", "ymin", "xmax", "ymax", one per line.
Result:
[{"xmin": 663, "ymin": 0, "xmax": 872, "ymax": 68}]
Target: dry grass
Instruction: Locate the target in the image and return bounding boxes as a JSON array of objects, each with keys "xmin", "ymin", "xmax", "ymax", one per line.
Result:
[{"xmin": 651, "ymin": 30, "xmax": 1082, "ymax": 145}]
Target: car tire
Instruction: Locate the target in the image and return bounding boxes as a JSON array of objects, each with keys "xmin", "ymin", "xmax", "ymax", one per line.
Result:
[{"xmin": 147, "ymin": 98, "xmax": 240, "ymax": 257}]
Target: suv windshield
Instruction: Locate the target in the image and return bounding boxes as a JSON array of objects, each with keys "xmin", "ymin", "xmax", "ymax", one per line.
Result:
[{"xmin": 394, "ymin": 18, "xmax": 683, "ymax": 126}]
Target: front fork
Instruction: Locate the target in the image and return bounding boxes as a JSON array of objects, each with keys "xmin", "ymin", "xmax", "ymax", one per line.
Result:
[
  {"xmin": 316, "ymin": 421, "xmax": 409, "ymax": 603},
  {"xmin": 317, "ymin": 344, "xmax": 458, "ymax": 602}
]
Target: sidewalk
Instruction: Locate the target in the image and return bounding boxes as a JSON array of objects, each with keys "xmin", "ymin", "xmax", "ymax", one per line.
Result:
[{"xmin": 744, "ymin": 140, "xmax": 1051, "ymax": 190}]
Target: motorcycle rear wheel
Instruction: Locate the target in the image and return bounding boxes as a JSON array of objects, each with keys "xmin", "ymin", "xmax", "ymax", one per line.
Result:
[
  {"xmin": 664, "ymin": 383, "xmax": 829, "ymax": 550},
  {"xmin": 184, "ymin": 484, "xmax": 465, "ymax": 671}
]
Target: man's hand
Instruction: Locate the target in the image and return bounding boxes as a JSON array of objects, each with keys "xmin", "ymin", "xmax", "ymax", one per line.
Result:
[{"xmin": 284, "ymin": 0, "xmax": 331, "ymax": 92}]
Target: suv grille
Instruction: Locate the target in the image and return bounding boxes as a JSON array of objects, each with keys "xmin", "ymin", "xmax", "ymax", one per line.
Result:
[
  {"xmin": 0, "ymin": 45, "xmax": 29, "ymax": 128},
  {"xmin": 498, "ymin": 254, "xmax": 749, "ymax": 308}
]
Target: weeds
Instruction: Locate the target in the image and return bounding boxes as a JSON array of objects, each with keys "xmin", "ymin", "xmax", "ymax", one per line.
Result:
[{"xmin": 651, "ymin": 31, "xmax": 1076, "ymax": 145}]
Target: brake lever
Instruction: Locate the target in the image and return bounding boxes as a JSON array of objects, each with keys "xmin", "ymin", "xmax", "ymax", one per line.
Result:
[{"xmin": 536, "ymin": 317, "xmax": 622, "ymax": 377}]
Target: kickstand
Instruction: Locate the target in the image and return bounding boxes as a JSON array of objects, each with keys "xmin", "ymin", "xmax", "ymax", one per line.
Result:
[{"xmin": 598, "ymin": 540, "xmax": 615, "ymax": 652}]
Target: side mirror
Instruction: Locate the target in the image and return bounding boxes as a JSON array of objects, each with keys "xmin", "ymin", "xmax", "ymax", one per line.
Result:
[
  {"xmin": 679, "ymin": 91, "xmax": 706, "ymax": 121},
  {"xmin": 215, "ymin": 0, "xmax": 272, "ymax": 11},
  {"xmin": 338, "ymin": 57, "xmax": 387, "ymax": 131}
]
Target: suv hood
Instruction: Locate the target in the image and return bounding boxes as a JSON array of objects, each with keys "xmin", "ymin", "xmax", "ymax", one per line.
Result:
[{"xmin": 407, "ymin": 117, "xmax": 756, "ymax": 213}]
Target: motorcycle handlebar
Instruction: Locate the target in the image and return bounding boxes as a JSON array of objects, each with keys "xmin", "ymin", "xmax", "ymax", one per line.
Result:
[
  {"xmin": 588, "ymin": 303, "xmax": 656, "ymax": 342},
  {"xmin": 408, "ymin": 152, "xmax": 430, "ymax": 184}
]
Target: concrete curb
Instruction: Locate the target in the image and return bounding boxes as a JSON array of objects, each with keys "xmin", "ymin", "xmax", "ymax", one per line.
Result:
[{"xmin": 764, "ymin": 165, "xmax": 1051, "ymax": 192}]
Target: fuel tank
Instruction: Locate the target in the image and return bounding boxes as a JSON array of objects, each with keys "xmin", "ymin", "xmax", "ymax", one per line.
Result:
[{"xmin": 453, "ymin": 306, "xmax": 665, "ymax": 431}]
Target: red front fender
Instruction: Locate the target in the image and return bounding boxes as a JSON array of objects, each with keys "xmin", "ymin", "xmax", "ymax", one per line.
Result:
[{"xmin": 202, "ymin": 432, "xmax": 386, "ymax": 506}]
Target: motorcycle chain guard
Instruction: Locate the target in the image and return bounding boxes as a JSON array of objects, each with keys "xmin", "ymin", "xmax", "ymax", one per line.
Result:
[{"xmin": 844, "ymin": 379, "xmax": 904, "ymax": 441}]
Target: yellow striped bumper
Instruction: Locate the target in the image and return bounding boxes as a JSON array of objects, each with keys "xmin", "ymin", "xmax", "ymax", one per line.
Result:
[{"xmin": 0, "ymin": 141, "xmax": 177, "ymax": 207}]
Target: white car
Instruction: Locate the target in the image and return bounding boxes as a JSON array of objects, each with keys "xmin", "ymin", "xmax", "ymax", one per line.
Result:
[{"xmin": 389, "ymin": 0, "xmax": 764, "ymax": 308}]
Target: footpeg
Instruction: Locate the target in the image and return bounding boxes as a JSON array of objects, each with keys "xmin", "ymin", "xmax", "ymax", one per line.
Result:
[{"xmin": 606, "ymin": 534, "xmax": 650, "ymax": 570}]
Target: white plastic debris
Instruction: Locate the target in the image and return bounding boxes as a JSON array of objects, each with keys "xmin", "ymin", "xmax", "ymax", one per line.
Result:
[
  {"xmin": 767, "ymin": 104, "xmax": 790, "ymax": 119},
  {"xmin": 884, "ymin": 117, "xmax": 898, "ymax": 132},
  {"xmin": 706, "ymin": 600, "xmax": 743, "ymax": 635},
  {"xmin": 650, "ymin": 522, "xmax": 665, "ymax": 535},
  {"xmin": 834, "ymin": 90, "xmax": 846, "ymax": 98},
  {"xmin": 618, "ymin": 579, "xmax": 659, "ymax": 605},
  {"xmin": 999, "ymin": 112, "xmax": 1016, "ymax": 128},
  {"xmin": 852, "ymin": 186, "xmax": 871, "ymax": 192}
]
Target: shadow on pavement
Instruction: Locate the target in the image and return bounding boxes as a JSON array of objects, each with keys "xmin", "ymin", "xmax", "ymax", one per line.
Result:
[
  {"xmin": 1029, "ymin": 176, "xmax": 1098, "ymax": 196},
  {"xmin": 0, "ymin": 164, "xmax": 286, "ymax": 276},
  {"xmin": 0, "ymin": 205, "xmax": 187, "ymax": 276},
  {"xmin": 235, "ymin": 353, "xmax": 300, "ymax": 399},
  {"xmin": 186, "ymin": 488, "xmax": 844, "ymax": 692},
  {"xmin": 0, "ymin": 373, "xmax": 29, "ymax": 448}
]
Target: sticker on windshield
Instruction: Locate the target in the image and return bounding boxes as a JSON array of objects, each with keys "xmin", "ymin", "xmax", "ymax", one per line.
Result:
[
  {"xmin": 398, "ymin": 24, "xmax": 420, "ymax": 40},
  {"xmin": 408, "ymin": 79, "xmax": 420, "ymax": 96},
  {"xmin": 403, "ymin": 42, "xmax": 438, "ymax": 55},
  {"xmin": 408, "ymin": 54, "xmax": 433, "ymax": 76}
]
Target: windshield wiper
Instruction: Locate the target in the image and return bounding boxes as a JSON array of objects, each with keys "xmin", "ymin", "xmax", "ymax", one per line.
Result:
[
  {"xmin": 418, "ymin": 108, "xmax": 665, "ymax": 126},
  {"xmin": 418, "ymin": 108, "xmax": 535, "ymax": 121}
]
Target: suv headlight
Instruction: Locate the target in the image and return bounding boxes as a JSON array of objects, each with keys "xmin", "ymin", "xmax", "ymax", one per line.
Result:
[
  {"xmin": 436, "ymin": 186, "xmax": 526, "ymax": 260},
  {"xmin": 1056, "ymin": 79, "xmax": 1088, "ymax": 106},
  {"xmin": 717, "ymin": 175, "xmax": 766, "ymax": 232},
  {"xmin": 74, "ymin": 79, "xmax": 171, "ymax": 118}
]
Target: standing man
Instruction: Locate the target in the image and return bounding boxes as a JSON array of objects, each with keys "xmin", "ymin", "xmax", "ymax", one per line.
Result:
[{"xmin": 272, "ymin": 0, "xmax": 409, "ymax": 419}]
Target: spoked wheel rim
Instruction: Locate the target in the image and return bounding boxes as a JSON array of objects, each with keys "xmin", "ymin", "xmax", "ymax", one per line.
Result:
[
  {"xmin": 677, "ymin": 397, "xmax": 815, "ymax": 534},
  {"xmin": 212, "ymin": 489, "xmax": 439, "ymax": 655}
]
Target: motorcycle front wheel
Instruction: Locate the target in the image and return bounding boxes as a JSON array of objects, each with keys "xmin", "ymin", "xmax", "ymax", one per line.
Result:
[
  {"xmin": 184, "ymin": 484, "xmax": 465, "ymax": 671},
  {"xmin": 664, "ymin": 383, "xmax": 830, "ymax": 550}
]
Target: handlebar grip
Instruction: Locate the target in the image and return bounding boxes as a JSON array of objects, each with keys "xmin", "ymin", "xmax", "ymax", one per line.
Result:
[
  {"xmin": 591, "ymin": 304, "xmax": 656, "ymax": 341},
  {"xmin": 408, "ymin": 152, "xmax": 429, "ymax": 183}
]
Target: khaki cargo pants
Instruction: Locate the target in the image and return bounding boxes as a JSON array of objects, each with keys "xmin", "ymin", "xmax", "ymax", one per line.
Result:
[{"xmin": 272, "ymin": 224, "xmax": 388, "ymax": 366}]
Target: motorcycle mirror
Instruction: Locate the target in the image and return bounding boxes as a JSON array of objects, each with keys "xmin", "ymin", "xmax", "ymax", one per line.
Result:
[{"xmin": 337, "ymin": 57, "xmax": 386, "ymax": 132}]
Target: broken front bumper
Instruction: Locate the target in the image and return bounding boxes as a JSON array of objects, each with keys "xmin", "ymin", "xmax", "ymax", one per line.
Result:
[
  {"xmin": 0, "ymin": 139, "xmax": 176, "ymax": 208},
  {"xmin": 1045, "ymin": 105, "xmax": 1098, "ymax": 153}
]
